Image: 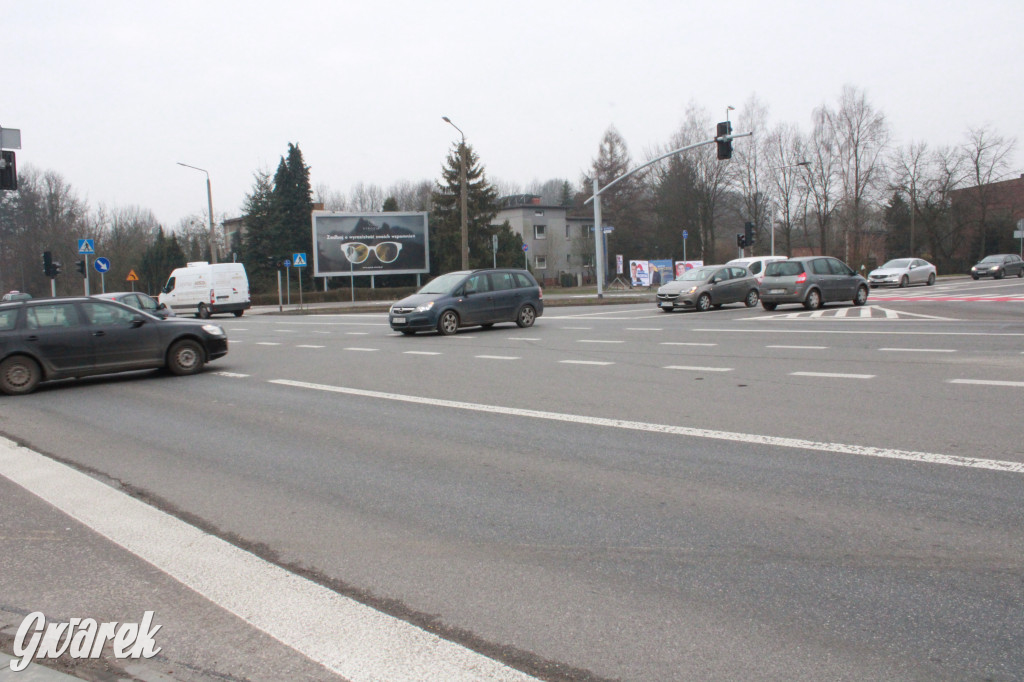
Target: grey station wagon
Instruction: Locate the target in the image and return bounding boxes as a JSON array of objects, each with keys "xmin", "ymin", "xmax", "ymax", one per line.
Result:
[
  {"xmin": 760, "ymin": 257, "xmax": 869, "ymax": 311},
  {"xmin": 389, "ymin": 268, "xmax": 544, "ymax": 335}
]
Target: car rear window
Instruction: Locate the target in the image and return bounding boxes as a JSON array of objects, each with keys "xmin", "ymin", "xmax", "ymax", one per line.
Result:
[
  {"xmin": 0, "ymin": 308, "xmax": 18, "ymax": 331},
  {"xmin": 765, "ymin": 261, "xmax": 804, "ymax": 277},
  {"xmin": 513, "ymin": 272, "xmax": 536, "ymax": 288}
]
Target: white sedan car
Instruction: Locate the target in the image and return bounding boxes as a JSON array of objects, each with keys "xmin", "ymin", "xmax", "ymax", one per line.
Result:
[{"xmin": 867, "ymin": 258, "xmax": 936, "ymax": 288}]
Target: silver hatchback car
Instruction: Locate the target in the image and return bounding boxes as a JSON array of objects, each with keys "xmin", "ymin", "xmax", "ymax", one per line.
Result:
[
  {"xmin": 656, "ymin": 265, "xmax": 760, "ymax": 312},
  {"xmin": 760, "ymin": 257, "xmax": 869, "ymax": 311}
]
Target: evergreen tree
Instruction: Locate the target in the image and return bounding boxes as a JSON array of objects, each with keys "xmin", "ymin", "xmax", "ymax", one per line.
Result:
[
  {"xmin": 240, "ymin": 169, "xmax": 276, "ymax": 292},
  {"xmin": 430, "ymin": 143, "xmax": 499, "ymax": 274},
  {"xmin": 270, "ymin": 143, "xmax": 314, "ymax": 288},
  {"xmin": 139, "ymin": 228, "xmax": 186, "ymax": 295},
  {"xmin": 382, "ymin": 196, "xmax": 399, "ymax": 212},
  {"xmin": 883, "ymin": 191, "xmax": 911, "ymax": 257}
]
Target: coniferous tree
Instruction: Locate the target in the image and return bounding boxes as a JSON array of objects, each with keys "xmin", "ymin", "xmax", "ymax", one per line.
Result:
[
  {"xmin": 430, "ymin": 143, "xmax": 500, "ymax": 275},
  {"xmin": 240, "ymin": 169, "xmax": 276, "ymax": 293},
  {"xmin": 270, "ymin": 143, "xmax": 314, "ymax": 288},
  {"xmin": 139, "ymin": 228, "xmax": 185, "ymax": 295}
]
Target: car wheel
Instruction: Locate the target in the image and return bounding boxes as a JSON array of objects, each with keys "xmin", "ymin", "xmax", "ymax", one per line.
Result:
[
  {"xmin": 803, "ymin": 289, "xmax": 822, "ymax": 310},
  {"xmin": 167, "ymin": 339, "xmax": 205, "ymax": 375},
  {"xmin": 1018, "ymin": 269, "xmax": 1023, "ymax": 278},
  {"xmin": 899, "ymin": 275, "xmax": 909, "ymax": 288},
  {"xmin": 233, "ymin": 310, "xmax": 244, "ymax": 317},
  {"xmin": 0, "ymin": 355, "xmax": 42, "ymax": 395},
  {"xmin": 994, "ymin": 269, "xmax": 1004, "ymax": 279},
  {"xmin": 853, "ymin": 285, "xmax": 869, "ymax": 306},
  {"xmin": 927, "ymin": 273, "xmax": 935, "ymax": 286},
  {"xmin": 761, "ymin": 302, "xmax": 777, "ymax": 311},
  {"xmin": 197, "ymin": 303, "xmax": 211, "ymax": 319},
  {"xmin": 744, "ymin": 289, "xmax": 759, "ymax": 307},
  {"xmin": 696, "ymin": 293, "xmax": 712, "ymax": 312},
  {"xmin": 437, "ymin": 310, "xmax": 459, "ymax": 335},
  {"xmin": 972, "ymin": 274, "xmax": 980, "ymax": 280},
  {"xmin": 516, "ymin": 305, "xmax": 537, "ymax": 328}
]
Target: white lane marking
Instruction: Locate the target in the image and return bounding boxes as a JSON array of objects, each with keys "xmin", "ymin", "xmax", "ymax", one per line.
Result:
[
  {"xmin": 346, "ymin": 332, "xmax": 370, "ymax": 335},
  {"xmin": 950, "ymin": 379, "xmax": 1024, "ymax": 388},
  {"xmin": 791, "ymin": 372, "xmax": 875, "ymax": 379},
  {"xmin": 296, "ymin": 345, "xmax": 325, "ymax": 349},
  {"xmin": 696, "ymin": 328, "xmax": 1024, "ymax": 337},
  {"xmin": 0, "ymin": 439, "xmax": 537, "ymax": 682},
  {"xmin": 507, "ymin": 337, "xmax": 542, "ymax": 341},
  {"xmin": 475, "ymin": 355, "xmax": 520, "ymax": 361},
  {"xmin": 661, "ymin": 342, "xmax": 717, "ymax": 347},
  {"xmin": 626, "ymin": 327, "xmax": 662, "ymax": 331},
  {"xmin": 767, "ymin": 345, "xmax": 828, "ymax": 350},
  {"xmin": 274, "ymin": 329, "xmax": 297, "ymax": 333},
  {"xmin": 344, "ymin": 347, "xmax": 379, "ymax": 352},
  {"xmin": 256, "ymin": 342, "xmax": 281, "ymax": 346},
  {"xmin": 577, "ymin": 339, "xmax": 624, "ymax": 344},
  {"xmin": 879, "ymin": 348, "xmax": 956, "ymax": 353},
  {"xmin": 664, "ymin": 365, "xmax": 733, "ymax": 372},
  {"xmin": 559, "ymin": 327, "xmax": 592, "ymax": 330},
  {"xmin": 404, "ymin": 351, "xmax": 442, "ymax": 356},
  {"xmin": 269, "ymin": 381, "xmax": 1024, "ymax": 475},
  {"xmin": 214, "ymin": 371, "xmax": 250, "ymax": 378},
  {"xmin": 559, "ymin": 360, "xmax": 614, "ymax": 366}
]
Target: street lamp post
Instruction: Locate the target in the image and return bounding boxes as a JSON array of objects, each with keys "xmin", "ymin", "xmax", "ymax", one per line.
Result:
[
  {"xmin": 177, "ymin": 162, "xmax": 218, "ymax": 264},
  {"xmin": 442, "ymin": 117, "xmax": 469, "ymax": 270}
]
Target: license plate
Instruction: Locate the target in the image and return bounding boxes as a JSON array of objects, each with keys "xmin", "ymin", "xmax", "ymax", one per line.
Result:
[
  {"xmin": 392, "ymin": 317, "xmax": 406, "ymax": 324},
  {"xmin": 659, "ymin": 303, "xmax": 672, "ymax": 308},
  {"xmin": 769, "ymin": 289, "xmax": 785, "ymax": 295}
]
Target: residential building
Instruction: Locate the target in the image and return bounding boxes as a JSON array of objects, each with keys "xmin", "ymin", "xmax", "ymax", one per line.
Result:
[{"xmin": 492, "ymin": 195, "xmax": 595, "ymax": 286}]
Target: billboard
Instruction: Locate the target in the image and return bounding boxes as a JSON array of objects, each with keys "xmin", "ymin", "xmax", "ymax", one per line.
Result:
[{"xmin": 313, "ymin": 211, "xmax": 429, "ymax": 277}]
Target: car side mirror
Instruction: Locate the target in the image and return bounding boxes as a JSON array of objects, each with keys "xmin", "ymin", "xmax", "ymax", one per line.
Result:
[
  {"xmin": 463, "ymin": 286, "xmax": 475, "ymax": 296},
  {"xmin": 158, "ymin": 302, "xmax": 168, "ymax": 310}
]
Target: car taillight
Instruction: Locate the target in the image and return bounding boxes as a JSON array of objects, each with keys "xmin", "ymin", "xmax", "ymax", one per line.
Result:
[
  {"xmin": 210, "ymin": 289, "xmax": 215, "ymax": 304},
  {"xmin": 538, "ymin": 287, "xmax": 543, "ymax": 299},
  {"xmin": 795, "ymin": 273, "xmax": 807, "ymax": 284}
]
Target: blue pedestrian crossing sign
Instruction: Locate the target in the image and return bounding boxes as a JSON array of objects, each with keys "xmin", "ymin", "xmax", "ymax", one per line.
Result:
[
  {"xmin": 292, "ymin": 253, "xmax": 307, "ymax": 267},
  {"xmin": 94, "ymin": 257, "xmax": 111, "ymax": 273},
  {"xmin": 78, "ymin": 239, "xmax": 95, "ymax": 254}
]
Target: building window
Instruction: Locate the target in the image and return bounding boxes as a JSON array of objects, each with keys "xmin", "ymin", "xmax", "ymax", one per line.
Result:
[
  {"xmin": 535, "ymin": 256, "xmax": 547, "ymax": 269},
  {"xmin": 566, "ymin": 254, "xmax": 571, "ymax": 263},
  {"xmin": 534, "ymin": 209, "xmax": 545, "ymax": 216},
  {"xmin": 534, "ymin": 225, "xmax": 546, "ymax": 239},
  {"xmin": 583, "ymin": 225, "xmax": 593, "ymax": 237},
  {"xmin": 566, "ymin": 225, "xmax": 572, "ymax": 239}
]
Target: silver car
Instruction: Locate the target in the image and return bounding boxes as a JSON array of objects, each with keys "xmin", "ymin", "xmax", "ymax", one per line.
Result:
[
  {"xmin": 656, "ymin": 265, "xmax": 760, "ymax": 312},
  {"xmin": 868, "ymin": 258, "xmax": 936, "ymax": 288},
  {"xmin": 760, "ymin": 257, "xmax": 869, "ymax": 311}
]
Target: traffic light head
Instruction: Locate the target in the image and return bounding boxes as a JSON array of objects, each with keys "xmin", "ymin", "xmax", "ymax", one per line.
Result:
[
  {"xmin": 76, "ymin": 260, "xmax": 87, "ymax": 277},
  {"xmin": 0, "ymin": 151, "xmax": 16, "ymax": 191},
  {"xmin": 42, "ymin": 251, "xmax": 57, "ymax": 277},
  {"xmin": 737, "ymin": 233, "xmax": 746, "ymax": 249},
  {"xmin": 716, "ymin": 121, "xmax": 733, "ymax": 160},
  {"xmin": 744, "ymin": 221, "xmax": 755, "ymax": 247}
]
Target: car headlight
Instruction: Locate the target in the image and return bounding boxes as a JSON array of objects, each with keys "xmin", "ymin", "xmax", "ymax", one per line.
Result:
[
  {"xmin": 686, "ymin": 287, "xmax": 698, "ymax": 294},
  {"xmin": 414, "ymin": 301, "xmax": 435, "ymax": 313},
  {"xmin": 202, "ymin": 324, "xmax": 225, "ymax": 336}
]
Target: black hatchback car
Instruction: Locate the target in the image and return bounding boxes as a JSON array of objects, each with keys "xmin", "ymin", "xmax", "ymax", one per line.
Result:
[
  {"xmin": 0, "ymin": 297, "xmax": 228, "ymax": 395},
  {"xmin": 389, "ymin": 269, "xmax": 544, "ymax": 335}
]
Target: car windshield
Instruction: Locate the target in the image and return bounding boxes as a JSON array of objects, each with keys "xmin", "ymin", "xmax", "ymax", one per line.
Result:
[
  {"xmin": 765, "ymin": 261, "xmax": 804, "ymax": 277},
  {"xmin": 418, "ymin": 272, "xmax": 468, "ymax": 295},
  {"xmin": 678, "ymin": 267, "xmax": 716, "ymax": 281},
  {"xmin": 881, "ymin": 259, "xmax": 912, "ymax": 268},
  {"xmin": 979, "ymin": 256, "xmax": 1002, "ymax": 263}
]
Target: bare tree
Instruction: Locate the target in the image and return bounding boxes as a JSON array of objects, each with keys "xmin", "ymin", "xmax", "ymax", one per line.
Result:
[
  {"xmin": 764, "ymin": 122, "xmax": 811, "ymax": 256},
  {"xmin": 961, "ymin": 125, "xmax": 1017, "ymax": 256},
  {"xmin": 734, "ymin": 94, "xmax": 771, "ymax": 251},
  {"xmin": 348, "ymin": 183, "xmax": 385, "ymax": 212},
  {"xmin": 385, "ymin": 180, "xmax": 433, "ymax": 211},
  {"xmin": 314, "ymin": 182, "xmax": 347, "ymax": 211},
  {"xmin": 806, "ymin": 105, "xmax": 841, "ymax": 255},
  {"xmin": 828, "ymin": 85, "xmax": 890, "ymax": 261}
]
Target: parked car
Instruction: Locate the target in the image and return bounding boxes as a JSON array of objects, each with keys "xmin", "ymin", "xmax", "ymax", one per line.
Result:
[
  {"xmin": 970, "ymin": 254, "xmax": 1024, "ymax": 280},
  {"xmin": 867, "ymin": 258, "xmax": 937, "ymax": 288},
  {"xmin": 724, "ymin": 255, "xmax": 787, "ymax": 284},
  {"xmin": 760, "ymin": 257, "xmax": 869, "ymax": 311},
  {"xmin": 93, "ymin": 291, "xmax": 176, "ymax": 318},
  {"xmin": 0, "ymin": 297, "xmax": 228, "ymax": 395},
  {"xmin": 2, "ymin": 291, "xmax": 31, "ymax": 302},
  {"xmin": 389, "ymin": 268, "xmax": 544, "ymax": 335},
  {"xmin": 656, "ymin": 265, "xmax": 760, "ymax": 312}
]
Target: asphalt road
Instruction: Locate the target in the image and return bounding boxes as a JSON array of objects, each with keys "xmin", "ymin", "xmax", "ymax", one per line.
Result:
[{"xmin": 2, "ymin": 275, "xmax": 1023, "ymax": 681}]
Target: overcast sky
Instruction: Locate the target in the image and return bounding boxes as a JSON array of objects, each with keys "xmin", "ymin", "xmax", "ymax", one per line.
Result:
[{"xmin": 4, "ymin": 0, "xmax": 1021, "ymax": 230}]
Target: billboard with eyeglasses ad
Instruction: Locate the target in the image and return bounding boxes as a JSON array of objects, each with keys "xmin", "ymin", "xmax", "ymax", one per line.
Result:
[{"xmin": 312, "ymin": 211, "xmax": 430, "ymax": 277}]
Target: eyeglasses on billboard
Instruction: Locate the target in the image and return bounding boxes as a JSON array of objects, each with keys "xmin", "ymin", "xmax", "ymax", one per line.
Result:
[{"xmin": 339, "ymin": 241, "xmax": 403, "ymax": 264}]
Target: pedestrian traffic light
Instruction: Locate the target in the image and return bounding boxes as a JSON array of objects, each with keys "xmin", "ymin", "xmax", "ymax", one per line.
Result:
[
  {"xmin": 737, "ymin": 233, "xmax": 746, "ymax": 248},
  {"xmin": 52, "ymin": 261, "xmax": 62, "ymax": 276},
  {"xmin": 76, "ymin": 260, "xmax": 87, "ymax": 277},
  {"xmin": 0, "ymin": 151, "xmax": 16, "ymax": 191},
  {"xmin": 43, "ymin": 251, "xmax": 54, "ymax": 277},
  {"xmin": 716, "ymin": 121, "xmax": 733, "ymax": 160},
  {"xmin": 744, "ymin": 221, "xmax": 755, "ymax": 247}
]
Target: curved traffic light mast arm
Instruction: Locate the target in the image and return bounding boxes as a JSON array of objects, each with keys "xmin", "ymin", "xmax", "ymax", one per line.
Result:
[{"xmin": 583, "ymin": 130, "xmax": 752, "ymax": 297}]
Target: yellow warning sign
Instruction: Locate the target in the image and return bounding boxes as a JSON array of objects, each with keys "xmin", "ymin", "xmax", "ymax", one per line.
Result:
[{"xmin": 126, "ymin": 269, "xmax": 139, "ymax": 282}]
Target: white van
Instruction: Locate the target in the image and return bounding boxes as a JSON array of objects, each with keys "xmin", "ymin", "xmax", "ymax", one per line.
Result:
[
  {"xmin": 725, "ymin": 255, "xmax": 787, "ymax": 284},
  {"xmin": 159, "ymin": 262, "xmax": 251, "ymax": 318}
]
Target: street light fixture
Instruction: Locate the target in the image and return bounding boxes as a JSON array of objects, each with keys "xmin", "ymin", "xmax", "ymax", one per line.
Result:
[
  {"xmin": 442, "ymin": 116, "xmax": 469, "ymax": 270},
  {"xmin": 768, "ymin": 160, "xmax": 811, "ymax": 256},
  {"xmin": 176, "ymin": 162, "xmax": 218, "ymax": 264}
]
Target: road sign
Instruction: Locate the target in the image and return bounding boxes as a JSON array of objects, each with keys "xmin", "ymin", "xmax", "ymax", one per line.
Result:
[
  {"xmin": 0, "ymin": 127, "xmax": 21, "ymax": 150},
  {"xmin": 284, "ymin": 259, "xmax": 291, "ymax": 268},
  {"xmin": 78, "ymin": 239, "xmax": 95, "ymax": 254},
  {"xmin": 292, "ymin": 253, "xmax": 307, "ymax": 267},
  {"xmin": 522, "ymin": 244, "xmax": 529, "ymax": 251},
  {"xmin": 602, "ymin": 226, "xmax": 614, "ymax": 233},
  {"xmin": 683, "ymin": 230, "xmax": 688, "ymax": 239},
  {"xmin": 94, "ymin": 257, "xmax": 110, "ymax": 273},
  {"xmin": 126, "ymin": 269, "xmax": 139, "ymax": 282}
]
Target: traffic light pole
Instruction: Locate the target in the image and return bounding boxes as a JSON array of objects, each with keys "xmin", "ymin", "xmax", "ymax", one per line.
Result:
[{"xmin": 584, "ymin": 129, "xmax": 751, "ymax": 298}]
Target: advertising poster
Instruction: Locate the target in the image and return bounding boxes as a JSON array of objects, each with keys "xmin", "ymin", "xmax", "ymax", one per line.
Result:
[
  {"xmin": 649, "ymin": 260, "xmax": 673, "ymax": 286},
  {"xmin": 674, "ymin": 260, "xmax": 704, "ymax": 278},
  {"xmin": 629, "ymin": 260, "xmax": 650, "ymax": 287},
  {"xmin": 313, "ymin": 211, "xmax": 429, "ymax": 277}
]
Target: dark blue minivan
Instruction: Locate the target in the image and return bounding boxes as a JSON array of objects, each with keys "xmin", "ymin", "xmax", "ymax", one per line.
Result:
[{"xmin": 389, "ymin": 269, "xmax": 544, "ymax": 335}]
